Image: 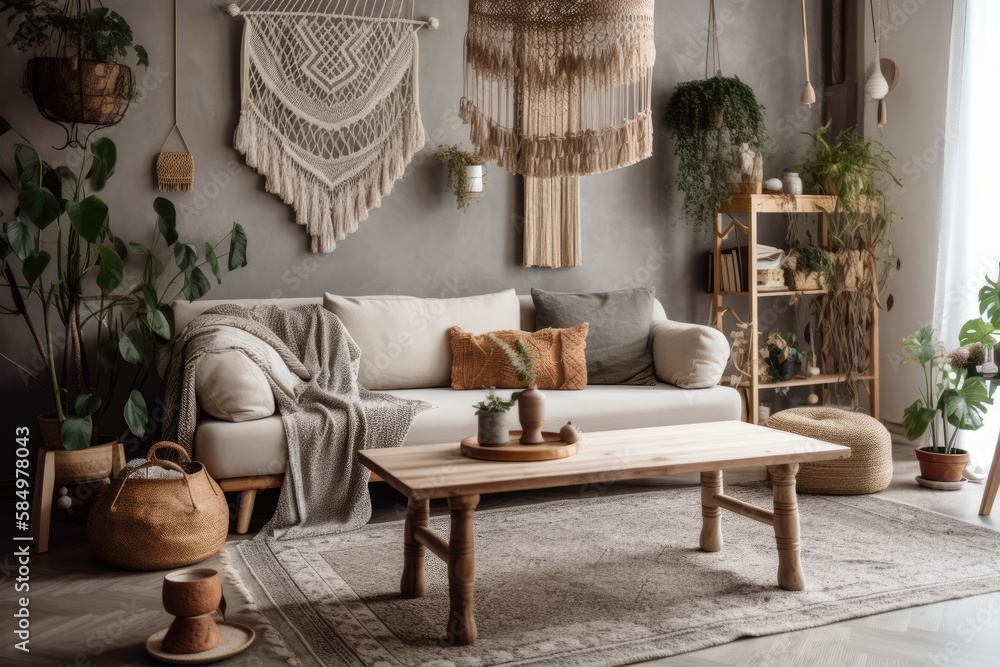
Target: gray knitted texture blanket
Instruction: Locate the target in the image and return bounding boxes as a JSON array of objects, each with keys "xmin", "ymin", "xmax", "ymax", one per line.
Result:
[{"xmin": 162, "ymin": 304, "xmax": 431, "ymax": 540}]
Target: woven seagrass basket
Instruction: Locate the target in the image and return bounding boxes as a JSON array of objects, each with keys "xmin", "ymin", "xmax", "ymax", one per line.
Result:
[
  {"xmin": 157, "ymin": 148, "xmax": 194, "ymax": 192},
  {"xmin": 87, "ymin": 442, "xmax": 228, "ymax": 570},
  {"xmin": 764, "ymin": 407, "xmax": 893, "ymax": 495}
]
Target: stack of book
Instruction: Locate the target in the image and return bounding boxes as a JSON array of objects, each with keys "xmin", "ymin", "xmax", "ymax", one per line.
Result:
[{"xmin": 706, "ymin": 245, "xmax": 785, "ymax": 293}]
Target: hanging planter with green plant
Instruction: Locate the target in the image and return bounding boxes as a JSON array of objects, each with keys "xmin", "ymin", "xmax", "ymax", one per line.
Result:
[
  {"xmin": 664, "ymin": 75, "xmax": 770, "ymax": 232},
  {"xmin": 434, "ymin": 144, "xmax": 487, "ymax": 211}
]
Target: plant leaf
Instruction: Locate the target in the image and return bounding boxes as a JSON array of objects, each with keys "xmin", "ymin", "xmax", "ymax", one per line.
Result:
[
  {"xmin": 902, "ymin": 400, "xmax": 937, "ymax": 442},
  {"xmin": 173, "ymin": 242, "xmax": 198, "ymax": 274},
  {"xmin": 154, "ymin": 197, "xmax": 178, "ymax": 246},
  {"xmin": 155, "ymin": 343, "xmax": 173, "ymax": 379},
  {"xmin": 980, "ymin": 272, "xmax": 1000, "ymax": 328},
  {"xmin": 21, "ymin": 250, "xmax": 50, "ymax": 288},
  {"xmin": 205, "ymin": 243, "xmax": 221, "ymax": 283},
  {"xmin": 129, "ymin": 241, "xmax": 152, "ymax": 254},
  {"xmin": 74, "ymin": 393, "xmax": 101, "ymax": 418},
  {"xmin": 118, "ymin": 329, "xmax": 145, "ymax": 365},
  {"xmin": 182, "ymin": 267, "xmax": 211, "ymax": 300},
  {"xmin": 112, "ymin": 235, "xmax": 128, "ymax": 261},
  {"xmin": 14, "ymin": 144, "xmax": 43, "ymax": 185},
  {"xmin": 87, "ymin": 137, "xmax": 117, "ymax": 191},
  {"xmin": 144, "ymin": 305, "xmax": 171, "ymax": 340},
  {"xmin": 940, "ymin": 377, "xmax": 993, "ymax": 432},
  {"xmin": 96, "ymin": 245, "xmax": 124, "ymax": 293},
  {"xmin": 228, "ymin": 223, "xmax": 247, "ymax": 270},
  {"xmin": 18, "ymin": 181, "xmax": 61, "ymax": 228},
  {"xmin": 958, "ymin": 318, "xmax": 996, "ymax": 347},
  {"xmin": 123, "ymin": 390, "xmax": 148, "ymax": 438},
  {"xmin": 66, "ymin": 195, "xmax": 109, "ymax": 243},
  {"xmin": 4, "ymin": 218, "xmax": 35, "ymax": 260},
  {"xmin": 61, "ymin": 416, "xmax": 92, "ymax": 451},
  {"xmin": 902, "ymin": 327, "xmax": 939, "ymax": 365},
  {"xmin": 97, "ymin": 336, "xmax": 118, "ymax": 374}
]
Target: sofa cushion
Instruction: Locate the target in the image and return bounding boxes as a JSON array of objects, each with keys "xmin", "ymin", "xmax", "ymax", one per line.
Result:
[
  {"xmin": 323, "ymin": 289, "xmax": 521, "ymax": 390},
  {"xmin": 449, "ymin": 323, "xmax": 589, "ymax": 390},
  {"xmin": 531, "ymin": 287, "xmax": 657, "ymax": 386},
  {"xmin": 193, "ymin": 327, "xmax": 300, "ymax": 422},
  {"xmin": 195, "ymin": 416, "xmax": 289, "ymax": 479},
  {"xmin": 650, "ymin": 320, "xmax": 731, "ymax": 389}
]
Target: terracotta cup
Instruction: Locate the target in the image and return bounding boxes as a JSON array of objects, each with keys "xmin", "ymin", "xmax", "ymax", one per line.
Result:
[{"xmin": 161, "ymin": 568, "xmax": 223, "ymax": 654}]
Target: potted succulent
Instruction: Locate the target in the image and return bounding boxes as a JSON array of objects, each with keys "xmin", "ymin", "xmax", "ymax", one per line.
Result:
[
  {"xmin": 0, "ymin": 125, "xmax": 247, "ymax": 492},
  {"xmin": 488, "ymin": 334, "xmax": 545, "ymax": 444},
  {"xmin": 434, "ymin": 144, "xmax": 486, "ymax": 211},
  {"xmin": 784, "ymin": 246, "xmax": 835, "ymax": 291},
  {"xmin": 664, "ymin": 75, "xmax": 770, "ymax": 231},
  {"xmin": 800, "ymin": 120, "xmax": 900, "ymax": 406},
  {"xmin": 1, "ymin": 1, "xmax": 149, "ymax": 131},
  {"xmin": 472, "ymin": 389, "xmax": 516, "ymax": 447},
  {"xmin": 760, "ymin": 330, "xmax": 808, "ymax": 387},
  {"xmin": 901, "ymin": 327, "xmax": 996, "ymax": 483}
]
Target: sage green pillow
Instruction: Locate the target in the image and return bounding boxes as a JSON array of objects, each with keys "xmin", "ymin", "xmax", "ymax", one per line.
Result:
[{"xmin": 530, "ymin": 287, "xmax": 657, "ymax": 386}]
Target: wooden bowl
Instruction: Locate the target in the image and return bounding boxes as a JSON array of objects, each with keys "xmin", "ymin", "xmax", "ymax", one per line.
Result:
[{"xmin": 162, "ymin": 568, "xmax": 222, "ymax": 618}]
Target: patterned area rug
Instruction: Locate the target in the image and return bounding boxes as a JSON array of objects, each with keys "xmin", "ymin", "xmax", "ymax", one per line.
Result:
[{"xmin": 222, "ymin": 485, "xmax": 1000, "ymax": 666}]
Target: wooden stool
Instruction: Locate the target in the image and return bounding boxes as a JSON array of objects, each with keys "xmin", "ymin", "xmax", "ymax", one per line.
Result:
[
  {"xmin": 30, "ymin": 442, "xmax": 126, "ymax": 553},
  {"xmin": 979, "ymin": 431, "xmax": 1000, "ymax": 516}
]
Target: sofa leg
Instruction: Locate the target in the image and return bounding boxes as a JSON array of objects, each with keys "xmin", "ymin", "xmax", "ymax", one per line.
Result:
[{"xmin": 236, "ymin": 489, "xmax": 257, "ymax": 535}]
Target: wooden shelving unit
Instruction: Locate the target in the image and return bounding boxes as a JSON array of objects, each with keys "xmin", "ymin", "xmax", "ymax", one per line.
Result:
[{"xmin": 711, "ymin": 194, "xmax": 879, "ymax": 424}]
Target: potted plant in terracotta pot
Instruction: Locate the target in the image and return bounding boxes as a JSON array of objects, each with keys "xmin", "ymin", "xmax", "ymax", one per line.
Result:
[
  {"xmin": 472, "ymin": 389, "xmax": 516, "ymax": 447},
  {"xmin": 434, "ymin": 144, "xmax": 486, "ymax": 211},
  {"xmin": 488, "ymin": 334, "xmax": 545, "ymax": 444},
  {"xmin": 0, "ymin": 126, "xmax": 248, "ymax": 505},
  {"xmin": 2, "ymin": 1, "xmax": 148, "ymax": 133},
  {"xmin": 901, "ymin": 327, "xmax": 997, "ymax": 484},
  {"xmin": 663, "ymin": 75, "xmax": 770, "ymax": 232}
]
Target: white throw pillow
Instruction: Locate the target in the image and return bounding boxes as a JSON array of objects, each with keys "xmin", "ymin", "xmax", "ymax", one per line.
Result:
[
  {"xmin": 323, "ymin": 290, "xmax": 521, "ymax": 390},
  {"xmin": 650, "ymin": 320, "xmax": 730, "ymax": 389},
  {"xmin": 194, "ymin": 327, "xmax": 300, "ymax": 422}
]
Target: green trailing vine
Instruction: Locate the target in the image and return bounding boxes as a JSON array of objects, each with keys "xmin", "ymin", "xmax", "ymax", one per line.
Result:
[
  {"xmin": 664, "ymin": 75, "xmax": 770, "ymax": 232},
  {"xmin": 434, "ymin": 144, "xmax": 486, "ymax": 211}
]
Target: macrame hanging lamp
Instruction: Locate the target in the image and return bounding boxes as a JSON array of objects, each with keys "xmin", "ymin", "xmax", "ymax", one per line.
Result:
[
  {"xmin": 228, "ymin": 0, "xmax": 438, "ymax": 253},
  {"xmin": 461, "ymin": 0, "xmax": 656, "ymax": 268},
  {"xmin": 157, "ymin": 0, "xmax": 194, "ymax": 192}
]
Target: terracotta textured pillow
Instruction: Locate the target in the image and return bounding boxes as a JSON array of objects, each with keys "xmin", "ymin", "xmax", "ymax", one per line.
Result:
[{"xmin": 450, "ymin": 323, "xmax": 589, "ymax": 390}]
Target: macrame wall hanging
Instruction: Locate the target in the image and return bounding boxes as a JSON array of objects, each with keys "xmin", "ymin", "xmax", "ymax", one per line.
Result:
[
  {"xmin": 461, "ymin": 0, "xmax": 655, "ymax": 268},
  {"xmin": 227, "ymin": 0, "xmax": 438, "ymax": 253}
]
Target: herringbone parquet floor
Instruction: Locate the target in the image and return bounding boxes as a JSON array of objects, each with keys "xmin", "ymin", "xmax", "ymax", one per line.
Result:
[{"xmin": 2, "ymin": 444, "xmax": 998, "ymax": 667}]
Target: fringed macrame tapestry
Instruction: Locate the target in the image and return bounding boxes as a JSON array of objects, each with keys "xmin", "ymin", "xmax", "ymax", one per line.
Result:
[
  {"xmin": 461, "ymin": 0, "xmax": 655, "ymax": 267},
  {"xmin": 228, "ymin": 1, "xmax": 437, "ymax": 253}
]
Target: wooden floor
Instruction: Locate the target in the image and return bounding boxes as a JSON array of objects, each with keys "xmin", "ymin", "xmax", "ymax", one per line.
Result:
[{"xmin": 2, "ymin": 444, "xmax": 998, "ymax": 667}]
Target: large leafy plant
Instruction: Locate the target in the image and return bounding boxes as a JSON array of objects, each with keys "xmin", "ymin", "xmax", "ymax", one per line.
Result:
[
  {"xmin": 1, "ymin": 1, "xmax": 148, "ymax": 69},
  {"xmin": 664, "ymin": 75, "xmax": 769, "ymax": 232},
  {"xmin": 0, "ymin": 125, "xmax": 247, "ymax": 450},
  {"xmin": 901, "ymin": 327, "xmax": 996, "ymax": 454}
]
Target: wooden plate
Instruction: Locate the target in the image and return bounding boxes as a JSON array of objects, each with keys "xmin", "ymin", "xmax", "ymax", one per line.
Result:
[
  {"xmin": 460, "ymin": 430, "xmax": 581, "ymax": 462},
  {"xmin": 146, "ymin": 621, "xmax": 255, "ymax": 665}
]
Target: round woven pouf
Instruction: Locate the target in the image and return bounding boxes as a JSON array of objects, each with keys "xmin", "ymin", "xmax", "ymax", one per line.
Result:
[{"xmin": 764, "ymin": 407, "xmax": 893, "ymax": 494}]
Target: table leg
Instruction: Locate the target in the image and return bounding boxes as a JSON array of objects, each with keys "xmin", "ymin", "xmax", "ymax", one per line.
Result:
[
  {"xmin": 446, "ymin": 494, "xmax": 479, "ymax": 646},
  {"xmin": 30, "ymin": 449, "xmax": 56, "ymax": 554},
  {"xmin": 978, "ymin": 431, "xmax": 1000, "ymax": 516},
  {"xmin": 401, "ymin": 496, "xmax": 429, "ymax": 598},
  {"xmin": 767, "ymin": 463, "xmax": 804, "ymax": 591},
  {"xmin": 700, "ymin": 470, "xmax": 723, "ymax": 552}
]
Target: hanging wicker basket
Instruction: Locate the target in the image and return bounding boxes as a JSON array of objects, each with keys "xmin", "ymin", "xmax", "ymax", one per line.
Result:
[
  {"xmin": 157, "ymin": 125, "xmax": 195, "ymax": 192},
  {"xmin": 27, "ymin": 57, "xmax": 134, "ymax": 126}
]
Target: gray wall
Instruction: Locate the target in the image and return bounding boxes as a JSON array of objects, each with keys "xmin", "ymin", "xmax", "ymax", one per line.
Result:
[{"xmin": 0, "ymin": 0, "xmax": 822, "ymax": 432}]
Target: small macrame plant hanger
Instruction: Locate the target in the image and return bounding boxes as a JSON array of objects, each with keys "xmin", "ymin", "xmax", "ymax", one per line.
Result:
[{"xmin": 157, "ymin": 0, "xmax": 194, "ymax": 192}]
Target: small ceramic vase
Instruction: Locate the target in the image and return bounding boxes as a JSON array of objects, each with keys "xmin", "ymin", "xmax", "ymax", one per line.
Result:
[
  {"xmin": 782, "ymin": 172, "xmax": 803, "ymax": 195},
  {"xmin": 517, "ymin": 386, "xmax": 546, "ymax": 444},
  {"xmin": 477, "ymin": 410, "xmax": 509, "ymax": 447},
  {"xmin": 162, "ymin": 569, "xmax": 223, "ymax": 654}
]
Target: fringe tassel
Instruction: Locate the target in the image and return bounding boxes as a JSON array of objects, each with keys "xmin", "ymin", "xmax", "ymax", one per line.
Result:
[{"xmin": 234, "ymin": 104, "xmax": 424, "ymax": 254}]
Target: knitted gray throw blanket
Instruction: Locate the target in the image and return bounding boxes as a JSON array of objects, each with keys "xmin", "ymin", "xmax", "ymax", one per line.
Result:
[{"xmin": 162, "ymin": 304, "xmax": 432, "ymax": 540}]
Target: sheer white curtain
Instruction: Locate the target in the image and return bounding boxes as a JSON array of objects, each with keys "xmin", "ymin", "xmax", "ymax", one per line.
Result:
[{"xmin": 933, "ymin": 0, "xmax": 1000, "ymax": 464}]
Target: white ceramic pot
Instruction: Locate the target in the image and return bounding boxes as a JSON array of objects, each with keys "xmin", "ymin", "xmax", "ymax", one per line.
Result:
[
  {"xmin": 466, "ymin": 165, "xmax": 484, "ymax": 193},
  {"xmin": 782, "ymin": 172, "xmax": 803, "ymax": 195}
]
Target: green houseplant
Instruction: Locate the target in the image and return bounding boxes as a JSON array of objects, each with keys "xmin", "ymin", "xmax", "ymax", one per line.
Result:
[
  {"xmin": 472, "ymin": 388, "xmax": 516, "ymax": 447},
  {"xmin": 0, "ymin": 126, "xmax": 247, "ymax": 462},
  {"xmin": 434, "ymin": 144, "xmax": 486, "ymax": 211},
  {"xmin": 800, "ymin": 120, "xmax": 901, "ymax": 407},
  {"xmin": 785, "ymin": 246, "xmax": 835, "ymax": 291},
  {"xmin": 664, "ymin": 75, "xmax": 770, "ymax": 231},
  {"xmin": 760, "ymin": 330, "xmax": 808, "ymax": 387},
  {"xmin": 1, "ymin": 0, "xmax": 149, "ymax": 135}
]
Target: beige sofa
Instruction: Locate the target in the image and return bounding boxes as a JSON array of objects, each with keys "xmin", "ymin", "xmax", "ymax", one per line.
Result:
[{"xmin": 171, "ymin": 292, "xmax": 740, "ymax": 532}]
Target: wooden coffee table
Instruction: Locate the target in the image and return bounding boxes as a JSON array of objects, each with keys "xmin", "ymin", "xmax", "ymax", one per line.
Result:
[{"xmin": 359, "ymin": 420, "xmax": 849, "ymax": 646}]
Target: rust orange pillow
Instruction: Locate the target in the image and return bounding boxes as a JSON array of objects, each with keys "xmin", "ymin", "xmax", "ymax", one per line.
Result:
[{"xmin": 450, "ymin": 323, "xmax": 589, "ymax": 390}]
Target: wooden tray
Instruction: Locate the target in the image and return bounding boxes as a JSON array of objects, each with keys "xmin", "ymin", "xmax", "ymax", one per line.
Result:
[{"xmin": 460, "ymin": 430, "xmax": 581, "ymax": 462}]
